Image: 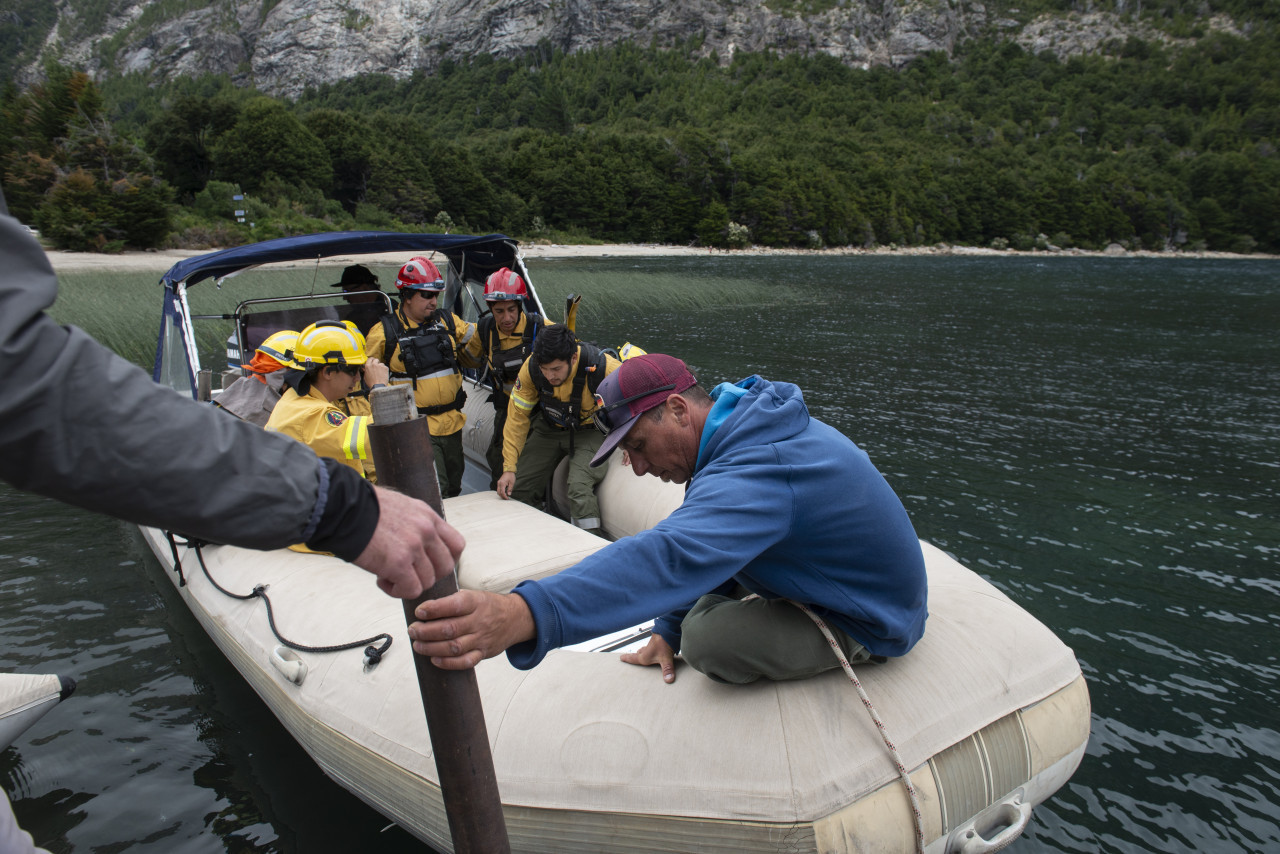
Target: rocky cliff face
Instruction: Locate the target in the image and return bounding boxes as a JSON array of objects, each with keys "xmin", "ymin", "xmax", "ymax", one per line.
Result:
[{"xmin": 23, "ymin": 0, "xmax": 1235, "ymax": 99}]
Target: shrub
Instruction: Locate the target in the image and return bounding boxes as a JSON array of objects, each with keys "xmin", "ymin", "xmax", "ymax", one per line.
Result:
[{"xmin": 36, "ymin": 169, "xmax": 110, "ymax": 251}]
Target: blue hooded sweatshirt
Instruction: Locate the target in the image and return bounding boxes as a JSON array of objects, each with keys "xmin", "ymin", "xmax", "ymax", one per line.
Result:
[{"xmin": 507, "ymin": 376, "xmax": 928, "ymax": 669}]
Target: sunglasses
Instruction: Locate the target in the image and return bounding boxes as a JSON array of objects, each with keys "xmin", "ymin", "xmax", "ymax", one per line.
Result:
[
  {"xmin": 334, "ymin": 364, "xmax": 362, "ymax": 376},
  {"xmin": 592, "ymin": 384, "xmax": 676, "ymax": 434}
]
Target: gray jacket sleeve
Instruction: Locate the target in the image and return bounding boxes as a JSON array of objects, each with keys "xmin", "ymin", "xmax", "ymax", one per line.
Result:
[{"xmin": 0, "ymin": 207, "xmax": 350, "ymax": 551}]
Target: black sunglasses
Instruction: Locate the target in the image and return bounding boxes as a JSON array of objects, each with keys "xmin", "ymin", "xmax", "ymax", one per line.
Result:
[
  {"xmin": 592, "ymin": 384, "xmax": 676, "ymax": 434},
  {"xmin": 333, "ymin": 364, "xmax": 361, "ymax": 376}
]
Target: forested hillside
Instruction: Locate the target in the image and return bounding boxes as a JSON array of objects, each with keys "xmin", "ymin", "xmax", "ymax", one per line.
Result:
[{"xmin": 3, "ymin": 31, "xmax": 1277, "ymax": 253}]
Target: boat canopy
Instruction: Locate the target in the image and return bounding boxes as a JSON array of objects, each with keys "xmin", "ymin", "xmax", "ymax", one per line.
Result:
[{"xmin": 160, "ymin": 230, "xmax": 521, "ymax": 289}]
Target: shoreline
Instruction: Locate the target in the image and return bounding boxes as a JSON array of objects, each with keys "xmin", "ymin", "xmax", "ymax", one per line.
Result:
[{"xmin": 44, "ymin": 241, "xmax": 1277, "ymax": 274}]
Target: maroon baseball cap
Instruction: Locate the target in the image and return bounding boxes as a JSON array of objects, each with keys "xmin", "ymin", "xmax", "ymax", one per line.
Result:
[{"xmin": 589, "ymin": 354, "xmax": 698, "ymax": 467}]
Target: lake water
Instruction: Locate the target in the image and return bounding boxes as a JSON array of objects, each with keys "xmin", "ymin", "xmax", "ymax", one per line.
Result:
[{"xmin": 2, "ymin": 254, "xmax": 1277, "ymax": 852}]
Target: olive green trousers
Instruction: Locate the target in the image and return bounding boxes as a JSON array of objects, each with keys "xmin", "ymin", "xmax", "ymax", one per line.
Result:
[
  {"xmin": 485, "ymin": 405, "xmax": 507, "ymax": 491},
  {"xmin": 679, "ymin": 591, "xmax": 874, "ymax": 684},
  {"xmin": 431, "ymin": 430, "xmax": 465, "ymax": 499},
  {"xmin": 512, "ymin": 418, "xmax": 606, "ymax": 527}
]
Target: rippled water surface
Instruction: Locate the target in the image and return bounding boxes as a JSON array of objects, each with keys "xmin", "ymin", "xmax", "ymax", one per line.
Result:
[{"xmin": 3, "ymin": 254, "xmax": 1277, "ymax": 852}]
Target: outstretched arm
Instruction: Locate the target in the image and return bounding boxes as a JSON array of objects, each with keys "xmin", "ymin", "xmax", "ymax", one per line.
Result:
[{"xmin": 0, "ymin": 203, "xmax": 463, "ymax": 600}]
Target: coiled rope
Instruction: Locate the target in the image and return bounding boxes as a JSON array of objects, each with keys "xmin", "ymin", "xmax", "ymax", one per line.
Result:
[
  {"xmin": 791, "ymin": 600, "xmax": 926, "ymax": 854},
  {"xmin": 165, "ymin": 533, "xmax": 393, "ymax": 667}
]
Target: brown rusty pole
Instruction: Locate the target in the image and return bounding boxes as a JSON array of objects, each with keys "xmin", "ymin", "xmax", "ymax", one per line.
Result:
[{"xmin": 367, "ymin": 385, "xmax": 511, "ymax": 854}]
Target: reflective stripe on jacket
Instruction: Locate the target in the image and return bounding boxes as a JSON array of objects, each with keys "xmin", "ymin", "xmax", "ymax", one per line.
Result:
[{"xmin": 265, "ymin": 386, "xmax": 376, "ymax": 481}]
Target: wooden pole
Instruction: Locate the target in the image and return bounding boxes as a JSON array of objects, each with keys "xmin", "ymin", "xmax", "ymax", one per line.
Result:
[{"xmin": 367, "ymin": 385, "xmax": 511, "ymax": 854}]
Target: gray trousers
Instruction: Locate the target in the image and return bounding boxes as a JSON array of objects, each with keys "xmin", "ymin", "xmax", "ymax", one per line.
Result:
[{"xmin": 679, "ymin": 591, "xmax": 873, "ymax": 684}]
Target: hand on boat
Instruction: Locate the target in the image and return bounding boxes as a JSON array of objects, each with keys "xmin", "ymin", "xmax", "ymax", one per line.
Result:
[
  {"xmin": 408, "ymin": 590, "xmax": 536, "ymax": 669},
  {"xmin": 620, "ymin": 634, "xmax": 678, "ymax": 683},
  {"xmin": 353, "ymin": 486, "xmax": 466, "ymax": 598},
  {"xmin": 495, "ymin": 471, "xmax": 515, "ymax": 500}
]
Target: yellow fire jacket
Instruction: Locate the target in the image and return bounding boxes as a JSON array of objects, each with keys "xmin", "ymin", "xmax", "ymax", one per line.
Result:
[
  {"xmin": 502, "ymin": 345, "xmax": 620, "ymax": 472},
  {"xmin": 482, "ymin": 313, "xmax": 554, "ymax": 399},
  {"xmin": 265, "ymin": 385, "xmax": 375, "ymax": 481},
  {"xmin": 365, "ymin": 306, "xmax": 480, "ymax": 437}
]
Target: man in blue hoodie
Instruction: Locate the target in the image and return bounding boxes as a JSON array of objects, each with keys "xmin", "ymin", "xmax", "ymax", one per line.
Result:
[{"xmin": 409, "ymin": 353, "xmax": 928, "ymax": 684}]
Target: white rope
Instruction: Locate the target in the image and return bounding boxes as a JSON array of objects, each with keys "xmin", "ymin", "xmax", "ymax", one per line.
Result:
[{"xmin": 792, "ymin": 601, "xmax": 926, "ymax": 854}]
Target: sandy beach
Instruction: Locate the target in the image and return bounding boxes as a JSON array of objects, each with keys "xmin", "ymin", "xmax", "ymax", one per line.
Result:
[
  {"xmin": 44, "ymin": 242, "xmax": 712, "ymax": 274},
  {"xmin": 44, "ymin": 241, "xmax": 1274, "ymax": 274}
]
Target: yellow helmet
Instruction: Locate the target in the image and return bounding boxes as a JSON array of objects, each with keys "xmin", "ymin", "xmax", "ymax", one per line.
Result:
[
  {"xmin": 255, "ymin": 330, "xmax": 300, "ymax": 368},
  {"xmin": 618, "ymin": 342, "xmax": 648, "ymax": 360},
  {"xmin": 294, "ymin": 320, "xmax": 368, "ymax": 368}
]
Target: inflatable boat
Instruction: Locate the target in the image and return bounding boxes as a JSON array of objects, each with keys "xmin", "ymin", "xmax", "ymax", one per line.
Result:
[
  {"xmin": 0, "ymin": 672, "xmax": 75, "ymax": 751},
  {"xmin": 143, "ymin": 232, "xmax": 1090, "ymax": 852}
]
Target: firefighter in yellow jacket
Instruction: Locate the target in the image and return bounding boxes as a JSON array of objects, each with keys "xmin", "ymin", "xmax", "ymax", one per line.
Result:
[
  {"xmin": 498, "ymin": 324, "xmax": 620, "ymax": 532},
  {"xmin": 476, "ymin": 267, "xmax": 553, "ymax": 489},
  {"xmin": 364, "ymin": 257, "xmax": 480, "ymax": 498},
  {"xmin": 265, "ymin": 320, "xmax": 389, "ymax": 481}
]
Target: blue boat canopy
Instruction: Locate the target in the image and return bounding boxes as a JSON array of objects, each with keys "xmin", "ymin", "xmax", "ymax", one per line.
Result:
[{"xmin": 161, "ymin": 230, "xmax": 521, "ymax": 289}]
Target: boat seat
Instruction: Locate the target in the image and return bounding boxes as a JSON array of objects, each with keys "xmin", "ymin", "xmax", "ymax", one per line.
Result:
[{"xmin": 443, "ymin": 492, "xmax": 608, "ymax": 593}]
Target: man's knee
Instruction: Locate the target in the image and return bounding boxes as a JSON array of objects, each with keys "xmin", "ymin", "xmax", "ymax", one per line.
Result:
[
  {"xmin": 679, "ymin": 614, "xmax": 760, "ymax": 684},
  {"xmin": 678, "ymin": 595, "xmax": 873, "ymax": 684}
]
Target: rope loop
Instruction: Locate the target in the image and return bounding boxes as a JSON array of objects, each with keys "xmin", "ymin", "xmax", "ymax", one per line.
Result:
[
  {"xmin": 164, "ymin": 534, "xmax": 393, "ymax": 669},
  {"xmin": 364, "ymin": 636, "xmax": 393, "ymax": 667}
]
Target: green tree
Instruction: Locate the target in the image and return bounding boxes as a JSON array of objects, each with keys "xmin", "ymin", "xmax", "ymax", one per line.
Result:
[
  {"xmin": 420, "ymin": 139, "xmax": 498, "ymax": 231},
  {"xmin": 144, "ymin": 93, "xmax": 240, "ymax": 197},
  {"xmin": 361, "ymin": 113, "xmax": 439, "ymax": 225},
  {"xmin": 36, "ymin": 116, "xmax": 173, "ymax": 250},
  {"xmin": 212, "ymin": 97, "xmax": 332, "ymax": 193},
  {"xmin": 2, "ymin": 63, "xmax": 171, "ymax": 249},
  {"xmin": 695, "ymin": 200, "xmax": 730, "ymax": 247},
  {"xmin": 305, "ymin": 108, "xmax": 376, "ymax": 213},
  {"xmin": 36, "ymin": 169, "xmax": 111, "ymax": 250},
  {"xmin": 1, "ymin": 63, "xmax": 104, "ymax": 222}
]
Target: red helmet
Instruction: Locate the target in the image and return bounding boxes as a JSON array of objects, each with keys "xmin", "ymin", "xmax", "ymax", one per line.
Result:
[
  {"xmin": 396, "ymin": 257, "xmax": 444, "ymax": 292},
  {"xmin": 484, "ymin": 267, "xmax": 528, "ymax": 303}
]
